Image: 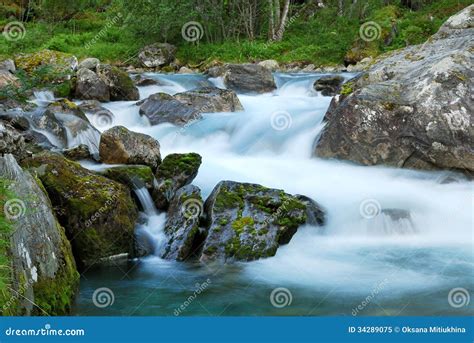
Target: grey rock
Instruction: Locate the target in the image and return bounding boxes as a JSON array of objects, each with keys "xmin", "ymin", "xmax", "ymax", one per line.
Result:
[
  {"xmin": 314, "ymin": 5, "xmax": 474, "ymax": 175},
  {"xmin": 138, "ymin": 43, "xmax": 177, "ymax": 68},
  {"xmin": 78, "ymin": 57, "xmax": 100, "ymax": 71},
  {"xmin": 75, "ymin": 68, "xmax": 110, "ymax": 102},
  {"xmin": 313, "ymin": 75, "xmax": 345, "ymax": 96},
  {"xmin": 99, "ymin": 126, "xmax": 161, "ymax": 170}
]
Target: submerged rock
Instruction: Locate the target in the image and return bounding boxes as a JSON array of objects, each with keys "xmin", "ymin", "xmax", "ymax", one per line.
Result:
[
  {"xmin": 199, "ymin": 181, "xmax": 325, "ymax": 263},
  {"xmin": 313, "ymin": 75, "xmax": 345, "ymax": 96},
  {"xmin": 315, "ymin": 5, "xmax": 474, "ymax": 176},
  {"xmin": 0, "ymin": 154, "xmax": 78, "ymax": 315},
  {"xmin": 99, "ymin": 126, "xmax": 161, "ymax": 170},
  {"xmin": 161, "ymin": 185, "xmax": 204, "ymax": 261},
  {"xmin": 152, "ymin": 153, "xmax": 202, "ymax": 209},
  {"xmin": 22, "ymin": 152, "xmax": 139, "ymax": 268},
  {"xmin": 138, "ymin": 43, "xmax": 177, "ymax": 68}
]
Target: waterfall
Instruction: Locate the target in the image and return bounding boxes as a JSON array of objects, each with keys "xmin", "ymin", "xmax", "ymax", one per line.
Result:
[
  {"xmin": 133, "ymin": 187, "xmax": 167, "ymax": 257},
  {"xmin": 65, "ymin": 125, "xmax": 100, "ymax": 157},
  {"xmin": 33, "ymin": 90, "xmax": 55, "ymax": 107}
]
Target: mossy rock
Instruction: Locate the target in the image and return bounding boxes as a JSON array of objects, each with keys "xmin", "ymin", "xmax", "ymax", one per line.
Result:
[
  {"xmin": 96, "ymin": 64, "xmax": 139, "ymax": 101},
  {"xmin": 153, "ymin": 153, "xmax": 202, "ymax": 209},
  {"xmin": 22, "ymin": 152, "xmax": 138, "ymax": 268},
  {"xmin": 200, "ymin": 181, "xmax": 325, "ymax": 263},
  {"xmin": 14, "ymin": 50, "xmax": 77, "ymax": 73},
  {"xmin": 102, "ymin": 165, "xmax": 154, "ymax": 190}
]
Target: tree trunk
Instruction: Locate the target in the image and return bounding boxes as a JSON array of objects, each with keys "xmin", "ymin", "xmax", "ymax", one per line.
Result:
[{"xmin": 273, "ymin": 0, "xmax": 290, "ymax": 41}]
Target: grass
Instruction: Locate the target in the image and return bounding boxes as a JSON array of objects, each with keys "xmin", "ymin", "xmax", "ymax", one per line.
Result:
[
  {"xmin": 0, "ymin": 178, "xmax": 15, "ymax": 315},
  {"xmin": 0, "ymin": 0, "xmax": 471, "ymax": 66}
]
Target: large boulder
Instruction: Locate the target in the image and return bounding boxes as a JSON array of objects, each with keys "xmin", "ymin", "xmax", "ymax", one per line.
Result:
[
  {"xmin": 258, "ymin": 60, "xmax": 280, "ymax": 71},
  {"xmin": 313, "ymin": 75, "xmax": 345, "ymax": 96},
  {"xmin": 139, "ymin": 87, "xmax": 243, "ymax": 126},
  {"xmin": 14, "ymin": 50, "xmax": 77, "ymax": 73},
  {"xmin": 160, "ymin": 185, "xmax": 204, "ymax": 261},
  {"xmin": 78, "ymin": 57, "xmax": 100, "ymax": 71},
  {"xmin": 138, "ymin": 93, "xmax": 202, "ymax": 126},
  {"xmin": 0, "ymin": 154, "xmax": 78, "ymax": 315},
  {"xmin": 0, "ymin": 59, "xmax": 16, "ymax": 73},
  {"xmin": 99, "ymin": 126, "xmax": 161, "ymax": 170},
  {"xmin": 175, "ymin": 87, "xmax": 244, "ymax": 113},
  {"xmin": 75, "ymin": 68, "xmax": 110, "ymax": 102},
  {"xmin": 315, "ymin": 5, "xmax": 474, "ymax": 176},
  {"xmin": 22, "ymin": 152, "xmax": 139, "ymax": 268},
  {"xmin": 138, "ymin": 43, "xmax": 177, "ymax": 68},
  {"xmin": 96, "ymin": 64, "xmax": 139, "ymax": 101},
  {"xmin": 200, "ymin": 181, "xmax": 325, "ymax": 263},
  {"xmin": 102, "ymin": 165, "xmax": 155, "ymax": 190},
  {"xmin": 221, "ymin": 64, "xmax": 277, "ymax": 94},
  {"xmin": 152, "ymin": 153, "xmax": 202, "ymax": 209}
]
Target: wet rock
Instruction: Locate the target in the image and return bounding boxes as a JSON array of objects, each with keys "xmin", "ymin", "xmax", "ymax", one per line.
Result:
[
  {"xmin": 0, "ymin": 154, "xmax": 78, "ymax": 315},
  {"xmin": 0, "ymin": 122, "xmax": 27, "ymax": 160},
  {"xmin": 152, "ymin": 153, "xmax": 202, "ymax": 210},
  {"xmin": 222, "ymin": 64, "xmax": 277, "ymax": 94},
  {"xmin": 75, "ymin": 68, "xmax": 110, "ymax": 102},
  {"xmin": 139, "ymin": 87, "xmax": 243, "ymax": 126},
  {"xmin": 96, "ymin": 64, "xmax": 139, "ymax": 101},
  {"xmin": 178, "ymin": 66, "xmax": 194, "ymax": 74},
  {"xmin": 99, "ymin": 126, "xmax": 161, "ymax": 170},
  {"xmin": 62, "ymin": 144, "xmax": 92, "ymax": 160},
  {"xmin": 134, "ymin": 75, "xmax": 159, "ymax": 86},
  {"xmin": 22, "ymin": 152, "xmax": 139, "ymax": 268},
  {"xmin": 102, "ymin": 165, "xmax": 155, "ymax": 190},
  {"xmin": 313, "ymin": 75, "xmax": 345, "ymax": 96},
  {"xmin": 174, "ymin": 87, "xmax": 244, "ymax": 113},
  {"xmin": 161, "ymin": 185, "xmax": 204, "ymax": 261},
  {"xmin": 138, "ymin": 43, "xmax": 177, "ymax": 68},
  {"xmin": 315, "ymin": 5, "xmax": 474, "ymax": 175},
  {"xmin": 138, "ymin": 92, "xmax": 201, "ymax": 126},
  {"xmin": 200, "ymin": 181, "xmax": 325, "ymax": 263}
]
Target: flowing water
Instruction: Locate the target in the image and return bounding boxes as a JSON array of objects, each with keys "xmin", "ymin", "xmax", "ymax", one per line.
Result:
[{"xmin": 72, "ymin": 72, "xmax": 473, "ymax": 316}]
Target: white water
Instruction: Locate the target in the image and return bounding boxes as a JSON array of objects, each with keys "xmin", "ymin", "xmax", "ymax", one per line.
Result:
[{"xmin": 78, "ymin": 72, "xmax": 473, "ymax": 312}]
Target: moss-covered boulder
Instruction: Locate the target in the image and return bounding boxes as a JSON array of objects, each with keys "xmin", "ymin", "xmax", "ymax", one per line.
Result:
[
  {"xmin": 101, "ymin": 165, "xmax": 155, "ymax": 190},
  {"xmin": 200, "ymin": 181, "xmax": 325, "ymax": 263},
  {"xmin": 0, "ymin": 154, "xmax": 79, "ymax": 315},
  {"xmin": 161, "ymin": 185, "xmax": 204, "ymax": 261},
  {"xmin": 152, "ymin": 153, "xmax": 202, "ymax": 210},
  {"xmin": 14, "ymin": 50, "xmax": 77, "ymax": 73},
  {"xmin": 99, "ymin": 126, "xmax": 161, "ymax": 170},
  {"xmin": 22, "ymin": 152, "xmax": 139, "ymax": 268},
  {"xmin": 96, "ymin": 64, "xmax": 139, "ymax": 101}
]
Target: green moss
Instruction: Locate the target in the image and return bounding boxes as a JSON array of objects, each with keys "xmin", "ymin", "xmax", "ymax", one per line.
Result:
[
  {"xmin": 32, "ymin": 223, "xmax": 79, "ymax": 315},
  {"xmin": 340, "ymin": 82, "xmax": 354, "ymax": 96},
  {"xmin": 231, "ymin": 217, "xmax": 255, "ymax": 235},
  {"xmin": 157, "ymin": 153, "xmax": 202, "ymax": 180},
  {"xmin": 103, "ymin": 165, "xmax": 154, "ymax": 189},
  {"xmin": 0, "ymin": 178, "xmax": 15, "ymax": 314}
]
